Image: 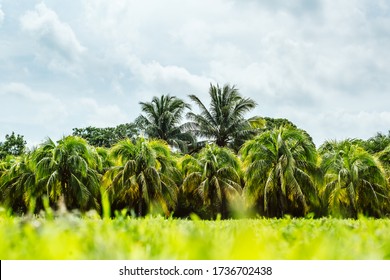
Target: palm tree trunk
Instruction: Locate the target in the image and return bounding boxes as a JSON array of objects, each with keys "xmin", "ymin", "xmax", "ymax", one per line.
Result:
[
  {"xmin": 277, "ymin": 189, "xmax": 286, "ymax": 218},
  {"xmin": 221, "ymin": 192, "xmax": 228, "ymax": 219},
  {"xmin": 138, "ymin": 199, "xmax": 143, "ymax": 217}
]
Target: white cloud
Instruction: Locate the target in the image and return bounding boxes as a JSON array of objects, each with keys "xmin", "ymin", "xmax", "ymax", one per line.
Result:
[
  {"xmin": 0, "ymin": 5, "xmax": 4, "ymax": 27},
  {"xmin": 0, "ymin": 83, "xmax": 67, "ymax": 124},
  {"xmin": 135, "ymin": 60, "xmax": 213, "ymax": 96},
  {"xmin": 0, "ymin": 83, "xmax": 69, "ymax": 145},
  {"xmin": 275, "ymin": 107, "xmax": 390, "ymax": 146},
  {"xmin": 20, "ymin": 3, "xmax": 85, "ymax": 61},
  {"xmin": 320, "ymin": 110, "xmax": 390, "ymax": 144},
  {"xmin": 89, "ymin": 44, "xmax": 213, "ymax": 105},
  {"xmin": 75, "ymin": 98, "xmax": 129, "ymax": 128}
]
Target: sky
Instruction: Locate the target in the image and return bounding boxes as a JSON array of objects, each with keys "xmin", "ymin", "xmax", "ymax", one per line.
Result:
[{"xmin": 0, "ymin": 0, "xmax": 390, "ymax": 147}]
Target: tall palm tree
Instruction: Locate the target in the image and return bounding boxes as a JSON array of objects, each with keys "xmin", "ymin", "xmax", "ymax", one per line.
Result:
[
  {"xmin": 186, "ymin": 83, "xmax": 257, "ymax": 150},
  {"xmin": 102, "ymin": 138, "xmax": 179, "ymax": 216},
  {"xmin": 180, "ymin": 144, "xmax": 242, "ymax": 219},
  {"xmin": 136, "ymin": 95, "xmax": 194, "ymax": 153},
  {"xmin": 32, "ymin": 136, "xmax": 101, "ymax": 211},
  {"xmin": 240, "ymin": 126, "xmax": 319, "ymax": 218},
  {"xmin": 319, "ymin": 139, "xmax": 389, "ymax": 218}
]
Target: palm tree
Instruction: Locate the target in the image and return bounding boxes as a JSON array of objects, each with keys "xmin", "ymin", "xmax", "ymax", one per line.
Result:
[
  {"xmin": 95, "ymin": 146, "xmax": 114, "ymax": 174},
  {"xmin": 32, "ymin": 136, "xmax": 101, "ymax": 211},
  {"xmin": 319, "ymin": 139, "xmax": 389, "ymax": 218},
  {"xmin": 102, "ymin": 138, "xmax": 179, "ymax": 216},
  {"xmin": 180, "ymin": 144, "xmax": 242, "ymax": 219},
  {"xmin": 240, "ymin": 126, "xmax": 320, "ymax": 218},
  {"xmin": 0, "ymin": 154, "xmax": 36, "ymax": 213},
  {"xmin": 377, "ymin": 144, "xmax": 390, "ymax": 171},
  {"xmin": 136, "ymin": 95, "xmax": 194, "ymax": 153},
  {"xmin": 380, "ymin": 146, "xmax": 390, "ymax": 211},
  {"xmin": 362, "ymin": 131, "xmax": 390, "ymax": 154},
  {"xmin": 186, "ymin": 83, "xmax": 257, "ymax": 150}
]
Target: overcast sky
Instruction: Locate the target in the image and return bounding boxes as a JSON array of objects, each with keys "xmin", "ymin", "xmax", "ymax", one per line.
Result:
[{"xmin": 1, "ymin": 0, "xmax": 389, "ymax": 147}]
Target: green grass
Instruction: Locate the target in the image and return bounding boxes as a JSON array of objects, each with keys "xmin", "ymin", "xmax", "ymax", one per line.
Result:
[{"xmin": 1, "ymin": 210, "xmax": 390, "ymax": 260}]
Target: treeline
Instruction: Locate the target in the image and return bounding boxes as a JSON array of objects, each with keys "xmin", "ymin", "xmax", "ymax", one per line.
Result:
[{"xmin": 1, "ymin": 84, "xmax": 390, "ymax": 219}]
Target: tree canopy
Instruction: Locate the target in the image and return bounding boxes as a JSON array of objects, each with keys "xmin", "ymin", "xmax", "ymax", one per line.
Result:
[
  {"xmin": 72, "ymin": 123, "xmax": 139, "ymax": 148},
  {"xmin": 0, "ymin": 132, "xmax": 27, "ymax": 159},
  {"xmin": 241, "ymin": 126, "xmax": 319, "ymax": 217},
  {"xmin": 136, "ymin": 95, "xmax": 194, "ymax": 153},
  {"xmin": 186, "ymin": 84, "xmax": 257, "ymax": 150}
]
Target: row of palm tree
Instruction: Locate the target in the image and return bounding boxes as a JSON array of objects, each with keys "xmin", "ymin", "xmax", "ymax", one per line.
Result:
[
  {"xmin": 1, "ymin": 83, "xmax": 390, "ymax": 219},
  {"xmin": 1, "ymin": 128, "xmax": 389, "ymax": 219}
]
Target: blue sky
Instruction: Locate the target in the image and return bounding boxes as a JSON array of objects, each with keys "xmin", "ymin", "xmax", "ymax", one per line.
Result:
[{"xmin": 1, "ymin": 0, "xmax": 390, "ymax": 147}]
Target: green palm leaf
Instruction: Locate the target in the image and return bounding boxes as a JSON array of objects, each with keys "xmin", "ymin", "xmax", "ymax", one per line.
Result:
[{"xmin": 241, "ymin": 126, "xmax": 319, "ymax": 217}]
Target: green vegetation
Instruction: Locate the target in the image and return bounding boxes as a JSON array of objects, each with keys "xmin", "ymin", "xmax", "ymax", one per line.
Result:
[
  {"xmin": 136, "ymin": 94, "xmax": 194, "ymax": 153},
  {"xmin": 1, "ymin": 83, "xmax": 390, "ymax": 219},
  {"xmin": 180, "ymin": 144, "xmax": 242, "ymax": 219},
  {"xmin": 1, "ymin": 82, "xmax": 390, "ymax": 261},
  {"xmin": 319, "ymin": 140, "xmax": 388, "ymax": 218},
  {"xmin": 1, "ymin": 214, "xmax": 390, "ymax": 260},
  {"xmin": 241, "ymin": 126, "xmax": 320, "ymax": 218},
  {"xmin": 0, "ymin": 132, "xmax": 26, "ymax": 159},
  {"xmin": 103, "ymin": 138, "xmax": 179, "ymax": 216},
  {"xmin": 186, "ymin": 84, "xmax": 257, "ymax": 150},
  {"xmin": 72, "ymin": 123, "xmax": 139, "ymax": 148}
]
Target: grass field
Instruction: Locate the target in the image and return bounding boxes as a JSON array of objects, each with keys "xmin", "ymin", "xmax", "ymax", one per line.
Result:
[{"xmin": 1, "ymin": 210, "xmax": 390, "ymax": 260}]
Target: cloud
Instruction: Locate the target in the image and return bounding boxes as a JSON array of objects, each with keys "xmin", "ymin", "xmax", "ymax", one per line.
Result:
[
  {"xmin": 0, "ymin": 82, "xmax": 68, "ymax": 124},
  {"xmin": 317, "ymin": 110, "xmax": 390, "ymax": 145},
  {"xmin": 20, "ymin": 3, "xmax": 85, "ymax": 62},
  {"xmin": 0, "ymin": 83, "xmax": 133, "ymax": 145},
  {"xmin": 75, "ymin": 98, "xmax": 129, "ymax": 128},
  {"xmin": 0, "ymin": 83, "xmax": 69, "ymax": 145},
  {"xmin": 133, "ymin": 59, "xmax": 213, "ymax": 97},
  {"xmin": 0, "ymin": 5, "xmax": 4, "ymax": 27},
  {"xmin": 273, "ymin": 107, "xmax": 390, "ymax": 146}
]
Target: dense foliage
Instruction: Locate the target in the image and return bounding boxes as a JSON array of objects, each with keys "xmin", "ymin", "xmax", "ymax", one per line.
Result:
[
  {"xmin": 1, "ymin": 84, "xmax": 390, "ymax": 219},
  {"xmin": 136, "ymin": 95, "xmax": 194, "ymax": 153},
  {"xmin": 0, "ymin": 132, "xmax": 26, "ymax": 159},
  {"xmin": 72, "ymin": 123, "xmax": 139, "ymax": 148},
  {"xmin": 241, "ymin": 126, "xmax": 320, "ymax": 218},
  {"xmin": 186, "ymin": 84, "xmax": 257, "ymax": 150}
]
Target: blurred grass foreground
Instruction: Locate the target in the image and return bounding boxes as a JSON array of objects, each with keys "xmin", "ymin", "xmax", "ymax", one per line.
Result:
[{"xmin": 1, "ymin": 210, "xmax": 390, "ymax": 260}]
